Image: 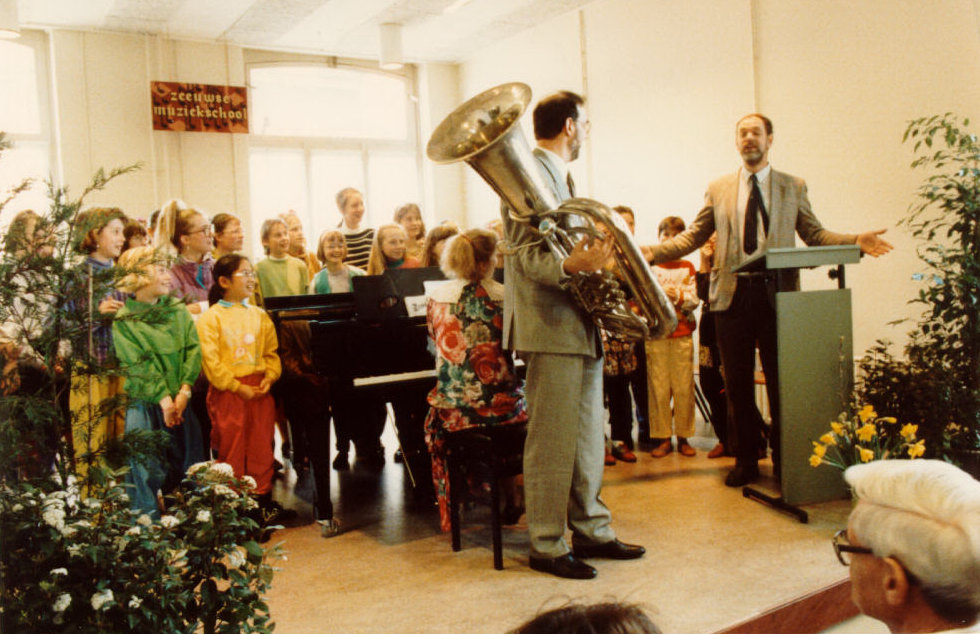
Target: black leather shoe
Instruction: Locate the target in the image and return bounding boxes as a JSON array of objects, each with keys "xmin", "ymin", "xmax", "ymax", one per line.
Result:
[
  {"xmin": 724, "ymin": 463, "xmax": 760, "ymax": 487},
  {"xmin": 529, "ymin": 553, "xmax": 598, "ymax": 580},
  {"xmin": 572, "ymin": 538, "xmax": 646, "ymax": 560}
]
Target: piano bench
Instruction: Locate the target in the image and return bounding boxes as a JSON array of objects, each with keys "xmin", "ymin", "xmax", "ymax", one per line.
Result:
[{"xmin": 444, "ymin": 423, "xmax": 527, "ymax": 571}]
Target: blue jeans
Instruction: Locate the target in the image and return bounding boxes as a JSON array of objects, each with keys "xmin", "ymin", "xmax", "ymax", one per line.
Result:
[{"xmin": 125, "ymin": 401, "xmax": 205, "ymax": 519}]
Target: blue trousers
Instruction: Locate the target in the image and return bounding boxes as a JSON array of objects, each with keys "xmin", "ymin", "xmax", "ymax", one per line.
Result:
[{"xmin": 125, "ymin": 401, "xmax": 205, "ymax": 519}]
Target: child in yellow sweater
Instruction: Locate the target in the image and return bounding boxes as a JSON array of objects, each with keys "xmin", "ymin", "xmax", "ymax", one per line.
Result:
[{"xmin": 196, "ymin": 254, "xmax": 281, "ymax": 502}]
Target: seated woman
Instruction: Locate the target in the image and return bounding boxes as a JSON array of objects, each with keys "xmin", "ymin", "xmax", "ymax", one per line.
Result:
[
  {"xmin": 365, "ymin": 224, "xmax": 421, "ymax": 275},
  {"xmin": 424, "ymin": 229, "xmax": 527, "ymax": 532}
]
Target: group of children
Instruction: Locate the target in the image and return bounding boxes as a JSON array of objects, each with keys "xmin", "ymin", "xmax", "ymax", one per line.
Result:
[{"xmin": 63, "ymin": 189, "xmax": 448, "ymax": 522}]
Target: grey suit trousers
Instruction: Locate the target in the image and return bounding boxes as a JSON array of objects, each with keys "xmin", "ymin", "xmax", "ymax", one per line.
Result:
[{"xmin": 523, "ymin": 351, "xmax": 615, "ymax": 558}]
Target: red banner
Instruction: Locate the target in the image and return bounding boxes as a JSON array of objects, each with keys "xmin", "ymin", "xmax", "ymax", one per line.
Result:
[{"xmin": 151, "ymin": 81, "xmax": 248, "ymax": 133}]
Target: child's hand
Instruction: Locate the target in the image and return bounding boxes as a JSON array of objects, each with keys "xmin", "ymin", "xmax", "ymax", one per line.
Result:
[
  {"xmin": 160, "ymin": 395, "xmax": 177, "ymax": 428},
  {"xmin": 98, "ymin": 298, "xmax": 124, "ymax": 314},
  {"xmin": 237, "ymin": 384, "xmax": 256, "ymax": 400},
  {"xmin": 174, "ymin": 389, "xmax": 190, "ymax": 421},
  {"xmin": 256, "ymin": 377, "xmax": 273, "ymax": 395}
]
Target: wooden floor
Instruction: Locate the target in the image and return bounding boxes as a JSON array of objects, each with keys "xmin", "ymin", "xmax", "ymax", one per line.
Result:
[{"xmin": 261, "ymin": 424, "xmax": 861, "ymax": 634}]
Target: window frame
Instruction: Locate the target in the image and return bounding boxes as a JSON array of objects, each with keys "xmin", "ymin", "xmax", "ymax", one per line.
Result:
[{"xmin": 244, "ymin": 54, "xmax": 424, "ymax": 254}]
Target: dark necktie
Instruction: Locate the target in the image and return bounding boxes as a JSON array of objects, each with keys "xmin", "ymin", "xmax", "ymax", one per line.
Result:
[
  {"xmin": 743, "ymin": 174, "xmax": 769, "ymax": 254},
  {"xmin": 566, "ymin": 173, "xmax": 576, "ymax": 198}
]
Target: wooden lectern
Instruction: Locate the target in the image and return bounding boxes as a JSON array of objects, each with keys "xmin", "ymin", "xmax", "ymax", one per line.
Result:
[{"xmin": 733, "ymin": 245, "xmax": 861, "ymax": 519}]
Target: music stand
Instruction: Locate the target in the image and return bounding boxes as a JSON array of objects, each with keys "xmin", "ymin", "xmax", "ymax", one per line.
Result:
[{"xmin": 733, "ymin": 245, "xmax": 861, "ymax": 522}]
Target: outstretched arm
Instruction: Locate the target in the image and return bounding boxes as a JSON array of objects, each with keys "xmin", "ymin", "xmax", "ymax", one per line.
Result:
[{"xmin": 856, "ymin": 229, "xmax": 893, "ymax": 257}]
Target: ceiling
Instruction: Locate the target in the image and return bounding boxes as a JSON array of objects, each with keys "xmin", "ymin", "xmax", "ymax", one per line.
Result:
[{"xmin": 17, "ymin": 0, "xmax": 595, "ymax": 64}]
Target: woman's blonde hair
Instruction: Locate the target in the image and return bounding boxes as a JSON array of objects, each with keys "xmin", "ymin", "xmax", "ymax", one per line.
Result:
[
  {"xmin": 366, "ymin": 224, "xmax": 406, "ymax": 275},
  {"xmin": 116, "ymin": 246, "xmax": 165, "ymax": 294},
  {"xmin": 153, "ymin": 199, "xmax": 207, "ymax": 257},
  {"xmin": 316, "ymin": 229, "xmax": 347, "ymax": 264},
  {"xmin": 441, "ymin": 229, "xmax": 496, "ymax": 282}
]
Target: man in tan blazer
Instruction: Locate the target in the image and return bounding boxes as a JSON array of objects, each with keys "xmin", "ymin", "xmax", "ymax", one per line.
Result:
[
  {"xmin": 651, "ymin": 114, "xmax": 892, "ymax": 487},
  {"xmin": 501, "ymin": 91, "xmax": 645, "ymax": 579}
]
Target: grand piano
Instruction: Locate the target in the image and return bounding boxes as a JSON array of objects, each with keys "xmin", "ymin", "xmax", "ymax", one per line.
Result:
[{"xmin": 263, "ymin": 267, "xmax": 447, "ymax": 536}]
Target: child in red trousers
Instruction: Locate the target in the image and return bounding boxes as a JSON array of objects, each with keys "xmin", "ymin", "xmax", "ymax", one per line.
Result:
[{"xmin": 196, "ymin": 254, "xmax": 283, "ymax": 517}]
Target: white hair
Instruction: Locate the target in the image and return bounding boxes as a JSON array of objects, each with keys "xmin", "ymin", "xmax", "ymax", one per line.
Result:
[{"xmin": 845, "ymin": 459, "xmax": 980, "ymax": 623}]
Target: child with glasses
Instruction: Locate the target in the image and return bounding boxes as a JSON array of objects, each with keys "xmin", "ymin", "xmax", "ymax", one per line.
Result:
[{"xmin": 197, "ymin": 254, "xmax": 282, "ymax": 515}]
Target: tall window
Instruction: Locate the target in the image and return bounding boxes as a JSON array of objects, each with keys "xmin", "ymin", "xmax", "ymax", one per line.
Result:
[
  {"xmin": 0, "ymin": 31, "xmax": 53, "ymax": 223},
  {"xmin": 247, "ymin": 61, "xmax": 421, "ymax": 258}
]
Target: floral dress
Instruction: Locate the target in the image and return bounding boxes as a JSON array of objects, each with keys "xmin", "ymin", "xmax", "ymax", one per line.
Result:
[{"xmin": 424, "ymin": 278, "xmax": 527, "ymax": 532}]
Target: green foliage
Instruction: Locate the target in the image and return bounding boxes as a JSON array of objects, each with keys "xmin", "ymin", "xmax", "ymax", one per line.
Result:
[
  {"xmin": 0, "ymin": 132, "xmax": 281, "ymax": 631},
  {"xmin": 0, "ymin": 463, "xmax": 282, "ymax": 633},
  {"xmin": 859, "ymin": 114, "xmax": 980, "ymax": 458}
]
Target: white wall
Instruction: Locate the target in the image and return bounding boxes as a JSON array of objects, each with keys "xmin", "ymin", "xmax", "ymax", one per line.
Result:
[
  {"xmin": 455, "ymin": 0, "xmax": 980, "ymax": 355},
  {"xmin": 49, "ymin": 31, "xmax": 250, "ymax": 236}
]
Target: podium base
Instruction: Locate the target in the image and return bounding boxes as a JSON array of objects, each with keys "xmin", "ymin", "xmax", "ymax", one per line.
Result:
[{"xmin": 743, "ymin": 486, "xmax": 808, "ymax": 523}]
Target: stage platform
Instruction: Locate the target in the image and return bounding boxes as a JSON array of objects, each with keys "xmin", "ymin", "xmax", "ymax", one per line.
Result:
[{"xmin": 262, "ymin": 426, "xmax": 877, "ymax": 633}]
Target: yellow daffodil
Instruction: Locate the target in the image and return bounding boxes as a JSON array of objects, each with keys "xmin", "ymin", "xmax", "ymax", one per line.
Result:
[
  {"xmin": 908, "ymin": 440, "xmax": 926, "ymax": 459},
  {"xmin": 856, "ymin": 423, "xmax": 877, "ymax": 442},
  {"xmin": 859, "ymin": 405, "xmax": 877, "ymax": 423},
  {"xmin": 812, "ymin": 442, "xmax": 827, "ymax": 459},
  {"xmin": 809, "ymin": 454, "xmax": 823, "ymax": 467},
  {"xmin": 900, "ymin": 423, "xmax": 918, "ymax": 440},
  {"xmin": 859, "ymin": 447, "xmax": 875, "ymax": 463},
  {"xmin": 879, "ymin": 416, "xmax": 897, "ymax": 424},
  {"xmin": 820, "ymin": 433, "xmax": 837, "ymax": 445},
  {"xmin": 830, "ymin": 422, "xmax": 845, "ymax": 435}
]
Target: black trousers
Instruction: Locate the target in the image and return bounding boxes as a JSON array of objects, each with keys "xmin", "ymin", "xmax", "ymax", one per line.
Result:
[
  {"xmin": 604, "ymin": 374, "xmax": 634, "ymax": 449},
  {"xmin": 713, "ymin": 276, "xmax": 780, "ymax": 471}
]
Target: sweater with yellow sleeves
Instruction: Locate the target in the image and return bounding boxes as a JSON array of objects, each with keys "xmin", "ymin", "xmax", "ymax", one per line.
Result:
[{"xmin": 196, "ymin": 300, "xmax": 281, "ymax": 393}]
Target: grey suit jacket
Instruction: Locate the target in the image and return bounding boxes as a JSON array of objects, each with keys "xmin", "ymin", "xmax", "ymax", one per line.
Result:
[
  {"xmin": 500, "ymin": 148, "xmax": 599, "ymax": 356},
  {"xmin": 653, "ymin": 169, "xmax": 856, "ymax": 312}
]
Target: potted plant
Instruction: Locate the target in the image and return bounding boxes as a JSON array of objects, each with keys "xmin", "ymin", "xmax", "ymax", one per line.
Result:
[{"xmin": 855, "ymin": 114, "xmax": 980, "ymax": 478}]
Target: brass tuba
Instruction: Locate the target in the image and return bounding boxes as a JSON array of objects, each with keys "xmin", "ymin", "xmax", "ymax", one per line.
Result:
[{"xmin": 426, "ymin": 82, "xmax": 677, "ymax": 340}]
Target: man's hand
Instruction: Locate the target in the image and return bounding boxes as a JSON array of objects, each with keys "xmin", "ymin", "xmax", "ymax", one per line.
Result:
[
  {"xmin": 699, "ymin": 234, "xmax": 717, "ymax": 273},
  {"xmin": 856, "ymin": 229, "xmax": 893, "ymax": 257},
  {"xmin": 562, "ymin": 235, "xmax": 614, "ymax": 275}
]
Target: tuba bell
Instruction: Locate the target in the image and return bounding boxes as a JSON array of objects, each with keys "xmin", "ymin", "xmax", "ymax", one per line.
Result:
[{"xmin": 426, "ymin": 82, "xmax": 677, "ymax": 340}]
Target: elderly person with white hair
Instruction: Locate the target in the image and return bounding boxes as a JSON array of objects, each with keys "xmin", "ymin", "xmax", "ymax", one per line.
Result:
[{"xmin": 837, "ymin": 459, "xmax": 980, "ymax": 633}]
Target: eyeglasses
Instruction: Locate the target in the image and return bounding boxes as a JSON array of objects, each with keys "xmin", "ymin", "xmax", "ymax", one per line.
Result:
[
  {"xmin": 832, "ymin": 529, "xmax": 874, "ymax": 566},
  {"xmin": 187, "ymin": 226, "xmax": 212, "ymax": 236},
  {"xmin": 233, "ymin": 271, "xmax": 256, "ymax": 279}
]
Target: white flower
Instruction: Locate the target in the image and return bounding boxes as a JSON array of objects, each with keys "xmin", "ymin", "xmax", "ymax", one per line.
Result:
[
  {"xmin": 125, "ymin": 526, "xmax": 141, "ymax": 536},
  {"xmin": 11, "ymin": 503, "xmax": 23, "ymax": 512},
  {"xmin": 67, "ymin": 544, "xmax": 82, "ymax": 557},
  {"xmin": 53, "ymin": 593, "xmax": 71, "ymax": 613},
  {"xmin": 213, "ymin": 484, "xmax": 238, "ymax": 499},
  {"xmin": 117, "ymin": 493, "xmax": 129, "ymax": 503},
  {"xmin": 90, "ymin": 589, "xmax": 113, "ymax": 611},
  {"xmin": 160, "ymin": 514, "xmax": 179, "ymax": 528},
  {"xmin": 42, "ymin": 507, "xmax": 65, "ymax": 531},
  {"xmin": 73, "ymin": 520, "xmax": 92, "ymax": 528},
  {"xmin": 196, "ymin": 510, "xmax": 211, "ymax": 523},
  {"xmin": 50, "ymin": 568, "xmax": 68, "ymax": 577},
  {"xmin": 227, "ymin": 548, "xmax": 245, "ymax": 569},
  {"xmin": 241, "ymin": 476, "xmax": 257, "ymax": 490},
  {"xmin": 209, "ymin": 462, "xmax": 235, "ymax": 478},
  {"xmin": 84, "ymin": 498, "xmax": 101, "ymax": 508},
  {"xmin": 128, "ymin": 596, "xmax": 142, "ymax": 609},
  {"xmin": 186, "ymin": 460, "xmax": 212, "ymax": 477},
  {"xmin": 136, "ymin": 514, "xmax": 152, "ymax": 527},
  {"xmin": 59, "ymin": 525, "xmax": 77, "ymax": 538},
  {"xmin": 245, "ymin": 497, "xmax": 259, "ymax": 510}
]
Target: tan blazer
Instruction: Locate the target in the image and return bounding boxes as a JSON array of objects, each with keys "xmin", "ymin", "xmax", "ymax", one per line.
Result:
[
  {"xmin": 653, "ymin": 169, "xmax": 856, "ymax": 311},
  {"xmin": 500, "ymin": 148, "xmax": 599, "ymax": 357}
]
